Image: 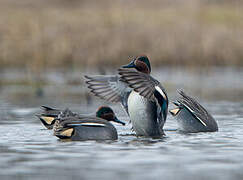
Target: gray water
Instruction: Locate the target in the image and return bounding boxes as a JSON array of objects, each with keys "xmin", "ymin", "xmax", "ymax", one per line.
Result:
[{"xmin": 0, "ymin": 67, "xmax": 243, "ymax": 180}]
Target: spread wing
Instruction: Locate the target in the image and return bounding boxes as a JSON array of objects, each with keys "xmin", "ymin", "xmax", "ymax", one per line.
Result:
[
  {"xmin": 118, "ymin": 68, "xmax": 168, "ymax": 130},
  {"xmin": 84, "ymin": 75, "xmax": 132, "ymax": 114},
  {"xmin": 118, "ymin": 68, "xmax": 161, "ymax": 100},
  {"xmin": 118, "ymin": 68, "xmax": 168, "ymax": 103}
]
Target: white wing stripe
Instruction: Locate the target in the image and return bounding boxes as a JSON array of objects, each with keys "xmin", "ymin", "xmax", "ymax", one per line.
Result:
[
  {"xmin": 155, "ymin": 86, "xmax": 167, "ymax": 100},
  {"xmin": 183, "ymin": 104, "xmax": 207, "ymax": 127},
  {"xmin": 70, "ymin": 123, "xmax": 106, "ymax": 127}
]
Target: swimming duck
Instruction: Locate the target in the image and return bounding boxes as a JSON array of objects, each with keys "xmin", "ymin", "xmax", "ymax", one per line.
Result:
[
  {"xmin": 170, "ymin": 90, "xmax": 218, "ymax": 133},
  {"xmin": 36, "ymin": 106, "xmax": 62, "ymax": 129},
  {"xmin": 53, "ymin": 106, "xmax": 125, "ymax": 141},
  {"xmin": 36, "ymin": 106, "xmax": 78, "ymax": 129},
  {"xmin": 85, "ymin": 55, "xmax": 168, "ymax": 137}
]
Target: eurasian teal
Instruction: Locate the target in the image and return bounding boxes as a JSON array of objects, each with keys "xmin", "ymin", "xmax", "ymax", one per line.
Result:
[
  {"xmin": 36, "ymin": 106, "xmax": 78, "ymax": 129},
  {"xmin": 170, "ymin": 90, "xmax": 218, "ymax": 133},
  {"xmin": 53, "ymin": 106, "xmax": 125, "ymax": 141},
  {"xmin": 85, "ymin": 55, "xmax": 168, "ymax": 137}
]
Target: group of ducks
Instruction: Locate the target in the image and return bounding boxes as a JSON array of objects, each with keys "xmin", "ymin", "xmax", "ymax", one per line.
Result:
[{"xmin": 37, "ymin": 55, "xmax": 218, "ymax": 141}]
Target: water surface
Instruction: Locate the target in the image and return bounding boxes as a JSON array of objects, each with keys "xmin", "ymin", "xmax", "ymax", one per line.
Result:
[{"xmin": 0, "ymin": 67, "xmax": 243, "ymax": 180}]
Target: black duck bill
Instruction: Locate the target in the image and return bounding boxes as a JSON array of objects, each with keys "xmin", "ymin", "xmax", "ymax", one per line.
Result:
[
  {"xmin": 113, "ymin": 116, "xmax": 125, "ymax": 125},
  {"xmin": 122, "ymin": 59, "xmax": 136, "ymax": 68}
]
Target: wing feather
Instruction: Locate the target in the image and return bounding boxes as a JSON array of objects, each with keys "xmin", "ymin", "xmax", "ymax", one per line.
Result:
[
  {"xmin": 176, "ymin": 90, "xmax": 215, "ymax": 127},
  {"xmin": 118, "ymin": 68, "xmax": 168, "ymax": 131},
  {"xmin": 84, "ymin": 75, "xmax": 132, "ymax": 115}
]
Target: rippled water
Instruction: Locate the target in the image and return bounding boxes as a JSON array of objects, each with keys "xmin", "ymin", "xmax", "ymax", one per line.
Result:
[{"xmin": 0, "ymin": 68, "xmax": 243, "ymax": 180}]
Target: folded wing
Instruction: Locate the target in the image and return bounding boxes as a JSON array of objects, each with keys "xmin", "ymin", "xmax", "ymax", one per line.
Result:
[{"xmin": 177, "ymin": 90, "xmax": 214, "ymax": 127}]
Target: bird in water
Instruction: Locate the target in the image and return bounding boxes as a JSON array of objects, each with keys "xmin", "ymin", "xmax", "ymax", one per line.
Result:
[
  {"xmin": 53, "ymin": 106, "xmax": 125, "ymax": 141},
  {"xmin": 36, "ymin": 106, "xmax": 80, "ymax": 129},
  {"xmin": 37, "ymin": 106, "xmax": 125, "ymax": 140},
  {"xmin": 170, "ymin": 90, "xmax": 218, "ymax": 133},
  {"xmin": 36, "ymin": 106, "xmax": 67, "ymax": 129},
  {"xmin": 85, "ymin": 55, "xmax": 168, "ymax": 137}
]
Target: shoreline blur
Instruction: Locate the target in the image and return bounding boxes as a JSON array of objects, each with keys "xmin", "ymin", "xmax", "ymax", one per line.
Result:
[
  {"xmin": 1, "ymin": 66, "xmax": 243, "ymax": 102},
  {"xmin": 0, "ymin": 0, "xmax": 242, "ymax": 70}
]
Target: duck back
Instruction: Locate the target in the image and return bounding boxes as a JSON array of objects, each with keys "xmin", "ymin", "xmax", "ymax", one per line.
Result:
[{"xmin": 176, "ymin": 108, "xmax": 218, "ymax": 133}]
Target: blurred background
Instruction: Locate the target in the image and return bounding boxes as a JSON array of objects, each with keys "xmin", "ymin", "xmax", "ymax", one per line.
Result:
[
  {"xmin": 0, "ymin": 1, "xmax": 243, "ymax": 180},
  {"xmin": 0, "ymin": 0, "xmax": 242, "ymax": 104}
]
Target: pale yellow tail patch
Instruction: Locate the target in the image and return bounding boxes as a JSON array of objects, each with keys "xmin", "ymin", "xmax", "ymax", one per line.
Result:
[
  {"xmin": 170, "ymin": 108, "xmax": 180, "ymax": 116},
  {"xmin": 41, "ymin": 116, "xmax": 55, "ymax": 125},
  {"xmin": 60, "ymin": 128, "xmax": 74, "ymax": 137}
]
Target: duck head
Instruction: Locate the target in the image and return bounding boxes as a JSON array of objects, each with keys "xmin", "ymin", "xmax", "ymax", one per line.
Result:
[
  {"xmin": 96, "ymin": 106, "xmax": 125, "ymax": 125},
  {"xmin": 122, "ymin": 55, "xmax": 151, "ymax": 74}
]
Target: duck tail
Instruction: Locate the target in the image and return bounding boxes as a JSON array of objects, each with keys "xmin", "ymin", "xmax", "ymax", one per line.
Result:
[
  {"xmin": 36, "ymin": 114, "xmax": 56, "ymax": 129},
  {"xmin": 37, "ymin": 105, "xmax": 61, "ymax": 129},
  {"xmin": 53, "ymin": 120, "xmax": 74, "ymax": 139}
]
